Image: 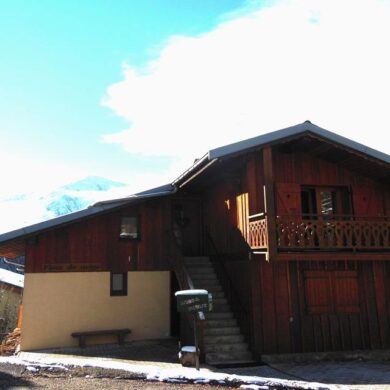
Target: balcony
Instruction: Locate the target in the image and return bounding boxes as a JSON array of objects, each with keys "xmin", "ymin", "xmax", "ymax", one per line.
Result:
[{"xmin": 248, "ymin": 214, "xmax": 390, "ymax": 252}]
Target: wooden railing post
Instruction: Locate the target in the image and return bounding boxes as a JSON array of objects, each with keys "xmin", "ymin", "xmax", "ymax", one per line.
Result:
[{"xmin": 263, "ymin": 147, "xmax": 277, "ymax": 261}]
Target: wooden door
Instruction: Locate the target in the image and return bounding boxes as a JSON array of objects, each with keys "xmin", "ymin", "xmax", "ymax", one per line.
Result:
[
  {"xmin": 172, "ymin": 199, "xmax": 202, "ymax": 256},
  {"xmin": 298, "ymin": 264, "xmax": 366, "ymax": 352}
]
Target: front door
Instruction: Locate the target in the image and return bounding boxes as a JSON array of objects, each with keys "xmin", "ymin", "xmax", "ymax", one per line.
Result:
[{"xmin": 172, "ymin": 199, "xmax": 202, "ymax": 256}]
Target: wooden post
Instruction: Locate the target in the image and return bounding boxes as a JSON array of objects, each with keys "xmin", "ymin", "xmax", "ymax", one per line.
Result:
[
  {"xmin": 194, "ymin": 316, "xmax": 200, "ymax": 370},
  {"xmin": 263, "ymin": 147, "xmax": 277, "ymax": 261},
  {"xmin": 17, "ymin": 304, "xmax": 23, "ymax": 329}
]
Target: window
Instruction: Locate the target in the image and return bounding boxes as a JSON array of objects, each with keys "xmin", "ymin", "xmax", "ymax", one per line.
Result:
[
  {"xmin": 120, "ymin": 217, "xmax": 139, "ymax": 239},
  {"xmin": 301, "ymin": 186, "xmax": 351, "ymax": 219},
  {"xmin": 110, "ymin": 272, "xmax": 127, "ymax": 296}
]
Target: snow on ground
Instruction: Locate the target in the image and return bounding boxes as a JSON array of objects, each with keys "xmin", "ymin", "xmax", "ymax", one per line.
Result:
[
  {"xmin": 0, "ymin": 353, "xmax": 339, "ymax": 389},
  {"xmin": 175, "ymin": 290, "xmax": 208, "ymax": 296},
  {"xmin": 0, "ymin": 268, "xmax": 24, "ymax": 288}
]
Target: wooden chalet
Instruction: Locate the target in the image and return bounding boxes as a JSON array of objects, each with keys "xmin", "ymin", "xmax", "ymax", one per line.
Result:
[{"xmin": 0, "ymin": 121, "xmax": 389, "ymax": 366}]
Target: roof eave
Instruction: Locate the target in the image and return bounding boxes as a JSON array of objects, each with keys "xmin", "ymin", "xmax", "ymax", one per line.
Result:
[{"xmin": 209, "ymin": 122, "xmax": 390, "ymax": 166}]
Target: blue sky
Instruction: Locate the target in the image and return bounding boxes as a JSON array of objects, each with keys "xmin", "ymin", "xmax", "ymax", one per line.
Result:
[
  {"xmin": 0, "ymin": 0, "xmax": 248, "ymax": 191},
  {"xmin": 0, "ymin": 0, "xmax": 389, "ymax": 199}
]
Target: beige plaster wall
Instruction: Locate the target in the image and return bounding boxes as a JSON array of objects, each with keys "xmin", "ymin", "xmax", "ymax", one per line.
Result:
[{"xmin": 21, "ymin": 272, "xmax": 170, "ymax": 350}]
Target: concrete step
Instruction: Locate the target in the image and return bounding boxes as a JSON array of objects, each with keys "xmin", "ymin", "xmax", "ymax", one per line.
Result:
[
  {"xmin": 195, "ymin": 285, "xmax": 223, "ymax": 293},
  {"xmin": 184, "ymin": 257, "xmax": 211, "ymax": 265},
  {"xmin": 204, "ymin": 326, "xmax": 241, "ymax": 336},
  {"xmin": 190, "ymin": 274, "xmax": 218, "ymax": 281},
  {"xmin": 204, "ymin": 342, "xmax": 249, "ymax": 353},
  {"xmin": 207, "ymin": 291, "xmax": 225, "ymax": 299},
  {"xmin": 194, "ymin": 286, "xmax": 223, "ymax": 294},
  {"xmin": 186, "ymin": 264, "xmax": 214, "ymax": 273},
  {"xmin": 204, "ymin": 334, "xmax": 244, "ymax": 345},
  {"xmin": 205, "ymin": 318, "xmax": 237, "ymax": 328},
  {"xmin": 206, "ymin": 351, "xmax": 253, "ymax": 365},
  {"xmin": 193, "ymin": 280, "xmax": 222, "ymax": 288},
  {"xmin": 185, "ymin": 263, "xmax": 214, "ymax": 269},
  {"xmin": 186, "ymin": 268, "xmax": 215, "ymax": 276},
  {"xmin": 212, "ymin": 303, "xmax": 230, "ymax": 312},
  {"xmin": 213, "ymin": 298, "xmax": 228, "ymax": 305},
  {"xmin": 205, "ymin": 312, "xmax": 234, "ymax": 320}
]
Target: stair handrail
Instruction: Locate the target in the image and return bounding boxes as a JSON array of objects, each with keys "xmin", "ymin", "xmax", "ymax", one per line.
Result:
[
  {"xmin": 204, "ymin": 228, "xmax": 249, "ymax": 316},
  {"xmin": 165, "ymin": 229, "xmax": 205, "ymax": 360},
  {"xmin": 205, "ymin": 232, "xmax": 252, "ymax": 338}
]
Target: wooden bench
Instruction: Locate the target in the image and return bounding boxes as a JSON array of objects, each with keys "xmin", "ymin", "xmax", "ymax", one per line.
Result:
[{"xmin": 71, "ymin": 328, "xmax": 131, "ymax": 348}]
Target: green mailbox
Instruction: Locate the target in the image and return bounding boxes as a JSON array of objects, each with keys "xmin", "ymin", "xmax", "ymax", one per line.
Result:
[
  {"xmin": 175, "ymin": 289, "xmax": 212, "ymax": 313},
  {"xmin": 175, "ymin": 289, "xmax": 212, "ymax": 370}
]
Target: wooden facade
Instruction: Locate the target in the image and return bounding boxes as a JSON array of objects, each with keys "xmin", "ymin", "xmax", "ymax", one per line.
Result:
[
  {"xmin": 191, "ymin": 136, "xmax": 390, "ymax": 357},
  {"xmin": 0, "ymin": 125, "xmax": 389, "ymax": 357},
  {"xmin": 25, "ymin": 198, "xmax": 172, "ymax": 274}
]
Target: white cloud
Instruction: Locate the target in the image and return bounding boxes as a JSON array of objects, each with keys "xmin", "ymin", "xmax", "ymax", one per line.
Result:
[
  {"xmin": 0, "ymin": 151, "xmax": 88, "ymax": 198},
  {"xmin": 102, "ymin": 0, "xmax": 390, "ymax": 171}
]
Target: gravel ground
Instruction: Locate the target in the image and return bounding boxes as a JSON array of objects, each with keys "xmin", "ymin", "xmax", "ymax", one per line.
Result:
[
  {"xmin": 1, "ymin": 374, "xmax": 228, "ymax": 390},
  {"xmin": 0, "ymin": 364, "xmax": 233, "ymax": 390}
]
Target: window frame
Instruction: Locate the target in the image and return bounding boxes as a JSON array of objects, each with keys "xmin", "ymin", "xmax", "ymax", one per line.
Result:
[
  {"xmin": 119, "ymin": 216, "xmax": 140, "ymax": 240},
  {"xmin": 110, "ymin": 272, "xmax": 128, "ymax": 296},
  {"xmin": 301, "ymin": 185, "xmax": 352, "ymax": 219}
]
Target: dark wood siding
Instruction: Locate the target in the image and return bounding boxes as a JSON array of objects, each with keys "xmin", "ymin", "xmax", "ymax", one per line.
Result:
[
  {"xmin": 242, "ymin": 259, "xmax": 390, "ymax": 354},
  {"xmin": 222, "ymin": 258, "xmax": 390, "ymax": 356},
  {"xmin": 22, "ymin": 139, "xmax": 390, "ymax": 356},
  {"xmin": 25, "ymin": 198, "xmax": 171, "ymax": 273},
  {"xmin": 273, "ymin": 149, "xmax": 386, "ymax": 217}
]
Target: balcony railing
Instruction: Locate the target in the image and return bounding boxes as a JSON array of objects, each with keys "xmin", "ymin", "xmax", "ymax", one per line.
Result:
[
  {"xmin": 248, "ymin": 214, "xmax": 390, "ymax": 251},
  {"xmin": 248, "ymin": 213, "xmax": 268, "ymax": 250}
]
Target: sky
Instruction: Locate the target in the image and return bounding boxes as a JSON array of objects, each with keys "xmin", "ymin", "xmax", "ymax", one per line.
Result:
[{"xmin": 1, "ymin": 0, "xmax": 390, "ymax": 200}]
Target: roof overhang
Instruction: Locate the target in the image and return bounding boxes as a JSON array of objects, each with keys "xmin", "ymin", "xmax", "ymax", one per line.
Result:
[
  {"xmin": 0, "ymin": 183, "xmax": 176, "ymax": 258},
  {"xmin": 0, "ymin": 121, "xmax": 388, "ymax": 257},
  {"xmin": 209, "ymin": 122, "xmax": 390, "ymax": 165}
]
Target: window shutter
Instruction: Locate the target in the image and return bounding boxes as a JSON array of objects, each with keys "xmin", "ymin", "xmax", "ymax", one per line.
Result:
[
  {"xmin": 276, "ymin": 183, "xmax": 302, "ymax": 216},
  {"xmin": 352, "ymin": 186, "xmax": 383, "ymax": 217}
]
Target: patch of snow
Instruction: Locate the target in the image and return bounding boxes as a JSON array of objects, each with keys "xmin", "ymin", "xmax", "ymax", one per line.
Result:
[
  {"xmin": 164, "ymin": 378, "xmax": 187, "ymax": 383},
  {"xmin": 175, "ymin": 289, "xmax": 208, "ymax": 296},
  {"xmin": 0, "ymin": 268, "xmax": 24, "ymax": 288},
  {"xmin": 181, "ymin": 346, "xmax": 197, "ymax": 353},
  {"xmin": 194, "ymin": 378, "xmax": 210, "ymax": 384},
  {"xmin": 240, "ymin": 385, "xmax": 269, "ymax": 390},
  {"xmin": 0, "ymin": 353, "xmax": 341, "ymax": 390},
  {"xmin": 26, "ymin": 366, "xmax": 38, "ymax": 372}
]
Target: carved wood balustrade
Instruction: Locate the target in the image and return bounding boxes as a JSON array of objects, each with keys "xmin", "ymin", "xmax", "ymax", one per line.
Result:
[
  {"xmin": 248, "ymin": 213, "xmax": 268, "ymax": 250},
  {"xmin": 248, "ymin": 214, "xmax": 390, "ymax": 251}
]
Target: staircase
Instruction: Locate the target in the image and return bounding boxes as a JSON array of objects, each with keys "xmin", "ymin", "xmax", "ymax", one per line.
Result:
[{"xmin": 184, "ymin": 256, "xmax": 255, "ymax": 367}]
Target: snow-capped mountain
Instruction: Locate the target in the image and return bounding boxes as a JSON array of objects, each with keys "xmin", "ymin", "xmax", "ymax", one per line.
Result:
[
  {"xmin": 61, "ymin": 176, "xmax": 126, "ymax": 192},
  {"xmin": 0, "ymin": 176, "xmax": 128, "ymax": 234},
  {"xmin": 46, "ymin": 176, "xmax": 126, "ymax": 216},
  {"xmin": 46, "ymin": 194, "xmax": 90, "ymax": 217}
]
